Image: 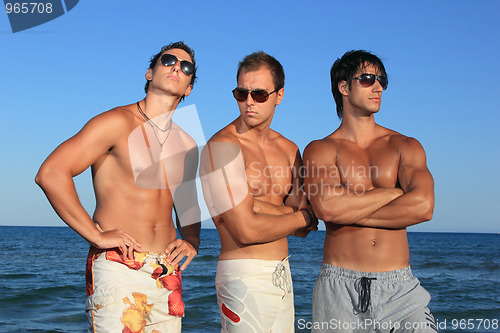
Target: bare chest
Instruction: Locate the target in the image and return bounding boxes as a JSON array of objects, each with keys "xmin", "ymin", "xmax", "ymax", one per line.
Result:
[
  {"xmin": 110, "ymin": 125, "xmax": 195, "ymax": 191},
  {"xmin": 242, "ymin": 145, "xmax": 293, "ymax": 199},
  {"xmin": 336, "ymin": 143, "xmax": 400, "ymax": 188}
]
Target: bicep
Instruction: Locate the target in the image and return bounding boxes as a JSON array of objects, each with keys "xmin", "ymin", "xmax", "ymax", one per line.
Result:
[
  {"xmin": 199, "ymin": 139, "xmax": 250, "ymax": 219},
  {"xmin": 172, "ymin": 146, "xmax": 200, "ymax": 213},
  {"xmin": 397, "ymin": 138, "xmax": 434, "ymax": 194},
  {"xmin": 303, "ymin": 142, "xmax": 340, "ymax": 201},
  {"xmin": 41, "ymin": 117, "xmax": 118, "ymax": 177},
  {"xmin": 284, "ymin": 149, "xmax": 305, "ymax": 209}
]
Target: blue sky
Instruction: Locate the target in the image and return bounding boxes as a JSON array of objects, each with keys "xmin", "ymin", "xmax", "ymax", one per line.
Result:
[{"xmin": 0, "ymin": 0, "xmax": 498, "ymax": 233}]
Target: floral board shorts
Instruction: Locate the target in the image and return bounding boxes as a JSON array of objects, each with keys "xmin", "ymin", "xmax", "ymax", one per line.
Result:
[{"xmin": 85, "ymin": 246, "xmax": 184, "ymax": 333}]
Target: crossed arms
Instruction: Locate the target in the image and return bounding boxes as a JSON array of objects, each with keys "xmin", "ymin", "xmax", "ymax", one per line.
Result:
[
  {"xmin": 199, "ymin": 138, "xmax": 315, "ymax": 245},
  {"xmin": 303, "ymin": 136, "xmax": 434, "ymax": 229}
]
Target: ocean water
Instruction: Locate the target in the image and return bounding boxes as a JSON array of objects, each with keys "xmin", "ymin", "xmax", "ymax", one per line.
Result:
[{"xmin": 0, "ymin": 226, "xmax": 498, "ymax": 333}]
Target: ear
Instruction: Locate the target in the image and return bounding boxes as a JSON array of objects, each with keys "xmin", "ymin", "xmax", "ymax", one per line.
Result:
[
  {"xmin": 275, "ymin": 88, "xmax": 285, "ymax": 106},
  {"xmin": 338, "ymin": 80, "xmax": 349, "ymax": 96},
  {"xmin": 183, "ymin": 84, "xmax": 193, "ymax": 97},
  {"xmin": 145, "ymin": 69, "xmax": 153, "ymax": 81}
]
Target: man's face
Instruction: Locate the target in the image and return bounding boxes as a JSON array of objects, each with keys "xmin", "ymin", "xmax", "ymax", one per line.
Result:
[
  {"xmin": 147, "ymin": 48, "xmax": 193, "ymax": 98},
  {"xmin": 343, "ymin": 64, "xmax": 384, "ymax": 115},
  {"xmin": 235, "ymin": 66, "xmax": 284, "ymax": 129}
]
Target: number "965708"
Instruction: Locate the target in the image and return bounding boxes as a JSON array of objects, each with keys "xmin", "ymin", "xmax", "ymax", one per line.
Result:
[{"xmin": 5, "ymin": 2, "xmax": 53, "ymax": 14}]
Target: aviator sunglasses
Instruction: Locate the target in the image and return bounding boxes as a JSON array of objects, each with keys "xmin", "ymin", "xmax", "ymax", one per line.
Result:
[
  {"xmin": 353, "ymin": 73, "xmax": 388, "ymax": 90},
  {"xmin": 232, "ymin": 88, "xmax": 278, "ymax": 103},
  {"xmin": 160, "ymin": 53, "xmax": 195, "ymax": 76}
]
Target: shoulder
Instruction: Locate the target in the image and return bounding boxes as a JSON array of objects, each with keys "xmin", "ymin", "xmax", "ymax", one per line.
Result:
[
  {"xmin": 384, "ymin": 131, "xmax": 427, "ymax": 165},
  {"xmin": 172, "ymin": 122, "xmax": 198, "ymax": 150},
  {"xmin": 84, "ymin": 104, "xmax": 136, "ymax": 133},
  {"xmin": 72, "ymin": 104, "xmax": 142, "ymax": 152},
  {"xmin": 371, "ymin": 124, "xmax": 424, "ymax": 152},
  {"xmin": 375, "ymin": 125, "xmax": 419, "ymax": 147},
  {"xmin": 304, "ymin": 133, "xmax": 341, "ymax": 156},
  {"xmin": 270, "ymin": 130, "xmax": 299, "ymax": 154},
  {"xmin": 203, "ymin": 124, "xmax": 242, "ymax": 164},
  {"xmin": 207, "ymin": 123, "xmax": 241, "ymax": 146},
  {"xmin": 53, "ymin": 104, "xmax": 137, "ymax": 154},
  {"xmin": 387, "ymin": 132, "xmax": 425, "ymax": 153}
]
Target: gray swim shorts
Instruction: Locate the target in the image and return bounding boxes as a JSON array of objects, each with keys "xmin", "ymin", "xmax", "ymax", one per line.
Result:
[{"xmin": 312, "ymin": 264, "xmax": 438, "ymax": 332}]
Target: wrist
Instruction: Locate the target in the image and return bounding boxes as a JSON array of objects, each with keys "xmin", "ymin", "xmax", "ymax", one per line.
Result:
[
  {"xmin": 299, "ymin": 207, "xmax": 314, "ymax": 228},
  {"xmin": 183, "ymin": 237, "xmax": 200, "ymax": 252},
  {"xmin": 88, "ymin": 227, "xmax": 104, "ymax": 248}
]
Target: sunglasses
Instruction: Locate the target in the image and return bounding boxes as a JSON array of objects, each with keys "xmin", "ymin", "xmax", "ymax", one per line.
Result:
[
  {"xmin": 160, "ymin": 53, "xmax": 195, "ymax": 76},
  {"xmin": 352, "ymin": 73, "xmax": 388, "ymax": 90},
  {"xmin": 232, "ymin": 88, "xmax": 278, "ymax": 103}
]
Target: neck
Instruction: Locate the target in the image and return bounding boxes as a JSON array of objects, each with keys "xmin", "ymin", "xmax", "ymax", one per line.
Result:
[
  {"xmin": 142, "ymin": 93, "xmax": 181, "ymax": 118},
  {"xmin": 235, "ymin": 116, "xmax": 273, "ymax": 144},
  {"xmin": 137, "ymin": 97, "xmax": 178, "ymax": 130},
  {"xmin": 139, "ymin": 93, "xmax": 181, "ymax": 123},
  {"xmin": 338, "ymin": 110, "xmax": 378, "ymax": 146}
]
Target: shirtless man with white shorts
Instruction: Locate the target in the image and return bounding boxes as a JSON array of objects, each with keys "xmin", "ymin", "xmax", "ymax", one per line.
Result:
[{"xmin": 200, "ymin": 51, "xmax": 317, "ymax": 332}]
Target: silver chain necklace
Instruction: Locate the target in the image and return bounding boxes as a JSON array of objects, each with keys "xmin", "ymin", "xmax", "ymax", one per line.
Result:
[{"xmin": 136, "ymin": 102, "xmax": 173, "ymax": 151}]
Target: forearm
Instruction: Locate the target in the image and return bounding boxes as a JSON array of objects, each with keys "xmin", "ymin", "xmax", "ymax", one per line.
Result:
[
  {"xmin": 253, "ymin": 199, "xmax": 294, "ymax": 215},
  {"xmin": 174, "ymin": 204, "xmax": 201, "ymax": 252},
  {"xmin": 176, "ymin": 205, "xmax": 201, "ymax": 229},
  {"xmin": 357, "ymin": 191, "xmax": 434, "ymax": 229},
  {"xmin": 36, "ymin": 172, "xmax": 101, "ymax": 245},
  {"xmin": 357, "ymin": 136, "xmax": 435, "ymax": 229},
  {"xmin": 253, "ymin": 199, "xmax": 313, "ymax": 237},
  {"xmin": 178, "ymin": 222, "xmax": 201, "ymax": 252},
  {"xmin": 225, "ymin": 209, "xmax": 308, "ymax": 245},
  {"xmin": 312, "ymin": 186, "xmax": 403, "ymax": 224}
]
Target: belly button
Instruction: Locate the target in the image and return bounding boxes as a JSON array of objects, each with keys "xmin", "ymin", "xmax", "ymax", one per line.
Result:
[{"xmin": 371, "ymin": 239, "xmax": 377, "ymax": 246}]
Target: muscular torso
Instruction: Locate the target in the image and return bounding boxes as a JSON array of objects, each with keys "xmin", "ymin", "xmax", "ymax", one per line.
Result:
[
  {"xmin": 323, "ymin": 132, "xmax": 410, "ymax": 271},
  {"xmin": 216, "ymin": 124, "xmax": 295, "ymax": 260},
  {"xmin": 92, "ymin": 105, "xmax": 195, "ymax": 253}
]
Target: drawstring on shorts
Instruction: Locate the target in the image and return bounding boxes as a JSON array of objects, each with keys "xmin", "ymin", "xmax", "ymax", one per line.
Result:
[
  {"xmin": 272, "ymin": 256, "xmax": 292, "ymax": 298},
  {"xmin": 357, "ymin": 276, "xmax": 377, "ymax": 313}
]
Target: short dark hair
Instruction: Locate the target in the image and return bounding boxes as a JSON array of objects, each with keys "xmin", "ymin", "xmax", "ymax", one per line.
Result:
[
  {"xmin": 144, "ymin": 41, "xmax": 197, "ymax": 100},
  {"xmin": 330, "ymin": 50, "xmax": 387, "ymax": 119},
  {"xmin": 237, "ymin": 51, "xmax": 284, "ymax": 91}
]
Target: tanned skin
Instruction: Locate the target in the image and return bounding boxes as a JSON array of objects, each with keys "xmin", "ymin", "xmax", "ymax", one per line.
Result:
[
  {"xmin": 201, "ymin": 66, "xmax": 317, "ymax": 261},
  {"xmin": 36, "ymin": 48, "xmax": 200, "ymax": 269},
  {"xmin": 304, "ymin": 64, "xmax": 434, "ymax": 272}
]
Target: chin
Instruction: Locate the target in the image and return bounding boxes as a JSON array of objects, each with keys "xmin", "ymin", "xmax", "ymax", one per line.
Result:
[{"xmin": 244, "ymin": 119, "xmax": 260, "ymax": 128}]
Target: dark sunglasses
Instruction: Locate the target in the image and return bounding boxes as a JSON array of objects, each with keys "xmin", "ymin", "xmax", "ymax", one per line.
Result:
[
  {"xmin": 232, "ymin": 88, "xmax": 278, "ymax": 103},
  {"xmin": 352, "ymin": 73, "xmax": 388, "ymax": 90},
  {"xmin": 160, "ymin": 54, "xmax": 195, "ymax": 76}
]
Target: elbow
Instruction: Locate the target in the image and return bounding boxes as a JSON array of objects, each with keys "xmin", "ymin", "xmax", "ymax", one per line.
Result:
[
  {"xmin": 237, "ymin": 230, "xmax": 260, "ymax": 245},
  {"xmin": 35, "ymin": 164, "xmax": 61, "ymax": 192},
  {"xmin": 219, "ymin": 210, "xmax": 262, "ymax": 245},
  {"xmin": 310, "ymin": 199, "xmax": 330, "ymax": 222},
  {"xmin": 313, "ymin": 205, "xmax": 329, "ymax": 222},
  {"xmin": 422, "ymin": 205, "xmax": 434, "ymax": 222},
  {"xmin": 416, "ymin": 200, "xmax": 434, "ymax": 222},
  {"xmin": 35, "ymin": 166, "xmax": 50, "ymax": 189},
  {"xmin": 316, "ymin": 210, "xmax": 338, "ymax": 224},
  {"xmin": 234, "ymin": 220, "xmax": 262, "ymax": 245},
  {"xmin": 312, "ymin": 200, "xmax": 351, "ymax": 225}
]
